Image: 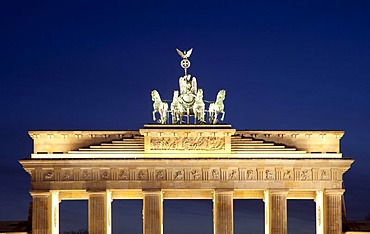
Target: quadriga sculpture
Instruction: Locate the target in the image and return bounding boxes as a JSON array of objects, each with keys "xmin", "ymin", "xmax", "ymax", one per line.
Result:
[
  {"xmin": 151, "ymin": 90, "xmax": 168, "ymax": 124},
  {"xmin": 209, "ymin": 90, "xmax": 226, "ymax": 124}
]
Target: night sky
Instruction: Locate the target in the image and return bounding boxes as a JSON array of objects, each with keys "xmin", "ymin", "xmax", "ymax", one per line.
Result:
[{"xmin": 1, "ymin": 1, "xmax": 370, "ymax": 233}]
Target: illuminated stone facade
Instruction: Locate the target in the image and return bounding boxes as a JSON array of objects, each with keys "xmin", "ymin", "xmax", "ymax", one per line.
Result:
[{"xmin": 20, "ymin": 125, "xmax": 353, "ymax": 234}]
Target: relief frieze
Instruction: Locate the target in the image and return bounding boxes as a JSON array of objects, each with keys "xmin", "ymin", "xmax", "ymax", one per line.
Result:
[
  {"xmin": 35, "ymin": 167, "xmax": 340, "ymax": 183},
  {"xmin": 228, "ymin": 169, "xmax": 238, "ymax": 180},
  {"xmin": 210, "ymin": 169, "xmax": 220, "ymax": 180},
  {"xmin": 150, "ymin": 137, "xmax": 225, "ymax": 150},
  {"xmin": 62, "ymin": 171, "xmax": 72, "ymax": 181},
  {"xmin": 118, "ymin": 169, "xmax": 129, "ymax": 180},
  {"xmin": 246, "ymin": 169, "xmax": 255, "ymax": 180},
  {"xmin": 190, "ymin": 169, "xmax": 201, "ymax": 180},
  {"xmin": 155, "ymin": 169, "xmax": 166, "ymax": 180},
  {"xmin": 265, "ymin": 169, "xmax": 275, "ymax": 180},
  {"xmin": 100, "ymin": 170, "xmax": 110, "ymax": 180},
  {"xmin": 81, "ymin": 170, "xmax": 92, "ymax": 180},
  {"xmin": 137, "ymin": 169, "xmax": 148, "ymax": 180},
  {"xmin": 283, "ymin": 169, "xmax": 293, "ymax": 180},
  {"xmin": 300, "ymin": 169, "xmax": 312, "ymax": 181},
  {"xmin": 44, "ymin": 170, "xmax": 54, "ymax": 181},
  {"xmin": 319, "ymin": 170, "xmax": 330, "ymax": 180},
  {"xmin": 173, "ymin": 170, "xmax": 184, "ymax": 180}
]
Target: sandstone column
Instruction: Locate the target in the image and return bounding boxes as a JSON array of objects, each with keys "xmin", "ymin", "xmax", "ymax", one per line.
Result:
[
  {"xmin": 264, "ymin": 189, "xmax": 288, "ymax": 234},
  {"xmin": 30, "ymin": 190, "xmax": 60, "ymax": 234},
  {"xmin": 213, "ymin": 189, "xmax": 234, "ymax": 234},
  {"xmin": 315, "ymin": 191, "xmax": 325, "ymax": 234},
  {"xmin": 88, "ymin": 191, "xmax": 112, "ymax": 234},
  {"xmin": 324, "ymin": 189, "xmax": 344, "ymax": 234},
  {"xmin": 143, "ymin": 189, "xmax": 163, "ymax": 234}
]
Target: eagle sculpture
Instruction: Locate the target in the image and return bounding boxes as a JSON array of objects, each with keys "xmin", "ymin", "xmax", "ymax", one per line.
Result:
[{"xmin": 176, "ymin": 48, "xmax": 193, "ymax": 59}]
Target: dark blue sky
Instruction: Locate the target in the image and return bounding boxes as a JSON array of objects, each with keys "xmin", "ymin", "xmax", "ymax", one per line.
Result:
[{"xmin": 1, "ymin": 0, "xmax": 370, "ymax": 232}]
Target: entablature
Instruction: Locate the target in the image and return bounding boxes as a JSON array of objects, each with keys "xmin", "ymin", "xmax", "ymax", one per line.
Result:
[{"xmin": 20, "ymin": 158, "xmax": 353, "ymax": 191}]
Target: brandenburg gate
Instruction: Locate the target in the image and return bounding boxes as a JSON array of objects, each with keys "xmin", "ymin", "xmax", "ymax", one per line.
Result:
[{"xmin": 20, "ymin": 49, "xmax": 353, "ymax": 234}]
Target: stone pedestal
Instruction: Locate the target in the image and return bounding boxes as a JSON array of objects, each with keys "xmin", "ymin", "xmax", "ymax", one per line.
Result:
[
  {"xmin": 264, "ymin": 190, "xmax": 288, "ymax": 234},
  {"xmin": 213, "ymin": 190, "xmax": 234, "ymax": 234},
  {"xmin": 88, "ymin": 191, "xmax": 112, "ymax": 234},
  {"xmin": 325, "ymin": 189, "xmax": 344, "ymax": 234},
  {"xmin": 143, "ymin": 190, "xmax": 163, "ymax": 234},
  {"xmin": 31, "ymin": 191, "xmax": 59, "ymax": 234}
]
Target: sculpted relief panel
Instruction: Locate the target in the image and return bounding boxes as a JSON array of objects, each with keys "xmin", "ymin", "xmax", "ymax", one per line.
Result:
[{"xmin": 150, "ymin": 137, "xmax": 225, "ymax": 151}]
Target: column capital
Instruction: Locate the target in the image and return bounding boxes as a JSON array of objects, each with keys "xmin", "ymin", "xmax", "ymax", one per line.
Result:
[
  {"xmin": 324, "ymin": 189, "xmax": 345, "ymax": 196},
  {"xmin": 30, "ymin": 190, "xmax": 51, "ymax": 196},
  {"xmin": 87, "ymin": 190, "xmax": 107, "ymax": 195},
  {"xmin": 214, "ymin": 189, "xmax": 234, "ymax": 195},
  {"xmin": 142, "ymin": 189, "xmax": 162, "ymax": 195},
  {"xmin": 264, "ymin": 189, "xmax": 289, "ymax": 197}
]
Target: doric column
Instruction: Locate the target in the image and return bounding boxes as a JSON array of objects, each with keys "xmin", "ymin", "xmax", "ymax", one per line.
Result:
[
  {"xmin": 143, "ymin": 189, "xmax": 163, "ymax": 234},
  {"xmin": 88, "ymin": 191, "xmax": 112, "ymax": 234},
  {"xmin": 30, "ymin": 190, "xmax": 60, "ymax": 234},
  {"xmin": 264, "ymin": 189, "xmax": 288, "ymax": 234},
  {"xmin": 315, "ymin": 191, "xmax": 325, "ymax": 234},
  {"xmin": 324, "ymin": 189, "xmax": 344, "ymax": 234},
  {"xmin": 213, "ymin": 189, "xmax": 234, "ymax": 234}
]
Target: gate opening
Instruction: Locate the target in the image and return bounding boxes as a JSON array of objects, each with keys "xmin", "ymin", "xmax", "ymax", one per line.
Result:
[
  {"xmin": 288, "ymin": 199, "xmax": 315, "ymax": 234},
  {"xmin": 234, "ymin": 199, "xmax": 264, "ymax": 233},
  {"xmin": 164, "ymin": 200, "xmax": 213, "ymax": 234},
  {"xmin": 112, "ymin": 199, "xmax": 143, "ymax": 234},
  {"xmin": 59, "ymin": 200, "xmax": 88, "ymax": 234}
]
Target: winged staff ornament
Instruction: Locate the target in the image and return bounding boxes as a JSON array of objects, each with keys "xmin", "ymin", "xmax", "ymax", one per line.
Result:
[
  {"xmin": 176, "ymin": 48, "xmax": 193, "ymax": 75},
  {"xmin": 151, "ymin": 48, "xmax": 226, "ymax": 124}
]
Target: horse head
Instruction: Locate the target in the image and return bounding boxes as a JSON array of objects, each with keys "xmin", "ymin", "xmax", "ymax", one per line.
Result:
[
  {"xmin": 216, "ymin": 90, "xmax": 226, "ymax": 101},
  {"xmin": 151, "ymin": 90, "xmax": 160, "ymax": 102}
]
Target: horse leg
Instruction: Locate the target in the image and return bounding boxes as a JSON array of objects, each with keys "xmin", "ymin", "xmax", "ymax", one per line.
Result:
[
  {"xmin": 200, "ymin": 107, "xmax": 205, "ymax": 123},
  {"xmin": 193, "ymin": 107, "xmax": 198, "ymax": 124},
  {"xmin": 158, "ymin": 111, "xmax": 163, "ymax": 124},
  {"xmin": 186, "ymin": 108, "xmax": 190, "ymax": 124},
  {"xmin": 152, "ymin": 111, "xmax": 156, "ymax": 121},
  {"xmin": 161, "ymin": 110, "xmax": 167, "ymax": 124},
  {"xmin": 172, "ymin": 111, "xmax": 178, "ymax": 124},
  {"xmin": 221, "ymin": 110, "xmax": 225, "ymax": 121},
  {"xmin": 213, "ymin": 112, "xmax": 219, "ymax": 124}
]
